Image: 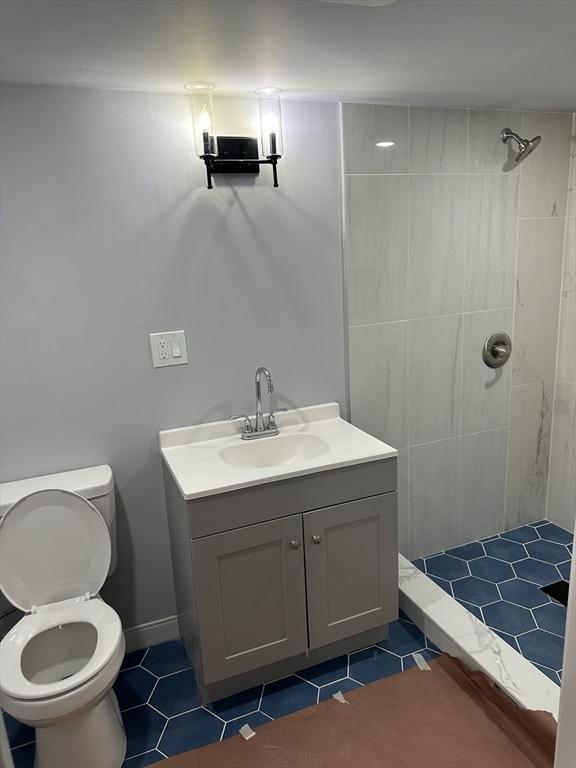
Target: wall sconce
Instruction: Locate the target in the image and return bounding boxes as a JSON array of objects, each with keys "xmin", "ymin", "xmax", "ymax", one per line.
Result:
[{"xmin": 186, "ymin": 83, "xmax": 283, "ymax": 190}]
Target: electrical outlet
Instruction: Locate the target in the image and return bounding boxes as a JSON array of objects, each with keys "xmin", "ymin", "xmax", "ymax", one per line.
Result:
[{"xmin": 149, "ymin": 331, "xmax": 189, "ymax": 368}]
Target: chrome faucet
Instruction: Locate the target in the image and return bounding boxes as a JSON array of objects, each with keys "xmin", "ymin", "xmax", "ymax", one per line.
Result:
[
  {"xmin": 255, "ymin": 366, "xmax": 274, "ymax": 432},
  {"xmin": 230, "ymin": 366, "xmax": 285, "ymax": 440}
]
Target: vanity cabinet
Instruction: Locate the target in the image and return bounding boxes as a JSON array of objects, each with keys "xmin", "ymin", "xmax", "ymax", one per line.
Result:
[{"xmin": 162, "ymin": 456, "xmax": 398, "ymax": 702}]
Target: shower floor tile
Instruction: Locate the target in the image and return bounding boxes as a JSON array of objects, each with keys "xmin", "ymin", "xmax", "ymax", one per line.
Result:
[
  {"xmin": 415, "ymin": 519, "xmax": 572, "ymax": 686},
  {"xmin": 3, "ymin": 612, "xmax": 439, "ymax": 768}
]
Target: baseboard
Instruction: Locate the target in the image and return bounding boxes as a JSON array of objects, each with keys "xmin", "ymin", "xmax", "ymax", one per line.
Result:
[{"xmin": 123, "ymin": 615, "xmax": 180, "ymax": 652}]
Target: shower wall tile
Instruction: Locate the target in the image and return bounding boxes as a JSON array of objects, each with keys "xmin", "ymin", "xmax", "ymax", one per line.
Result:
[
  {"xmin": 459, "ymin": 428, "xmax": 508, "ymax": 542},
  {"xmin": 519, "ymin": 112, "xmax": 572, "ymax": 219},
  {"xmin": 348, "ymin": 321, "xmax": 408, "ymax": 448},
  {"xmin": 546, "ymin": 380, "xmax": 576, "ymax": 532},
  {"xmin": 460, "ymin": 308, "xmax": 513, "ymax": 435},
  {"xmin": 505, "ymin": 381, "xmax": 553, "ymax": 529},
  {"xmin": 556, "ymin": 213, "xmax": 575, "ymax": 384},
  {"xmin": 342, "ymin": 104, "xmax": 409, "ymax": 174},
  {"xmin": 345, "ymin": 175, "xmax": 409, "ymax": 324},
  {"xmin": 409, "ymin": 437, "xmax": 460, "ymax": 559},
  {"xmin": 512, "ymin": 218, "xmax": 564, "ymax": 386},
  {"xmin": 342, "ymin": 102, "xmax": 572, "ymax": 558},
  {"xmin": 464, "ymin": 174, "xmax": 519, "ymax": 311},
  {"xmin": 409, "ymin": 108, "xmax": 468, "ymax": 173},
  {"xmin": 468, "ymin": 110, "xmax": 523, "ymax": 173},
  {"xmin": 408, "ymin": 314, "xmax": 462, "ymax": 445},
  {"xmin": 408, "ymin": 175, "xmax": 466, "ymax": 318},
  {"xmin": 397, "ymin": 448, "xmax": 410, "ymax": 558}
]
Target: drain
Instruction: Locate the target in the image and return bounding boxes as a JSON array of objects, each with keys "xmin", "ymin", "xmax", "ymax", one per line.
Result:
[{"xmin": 540, "ymin": 580, "xmax": 569, "ymax": 607}]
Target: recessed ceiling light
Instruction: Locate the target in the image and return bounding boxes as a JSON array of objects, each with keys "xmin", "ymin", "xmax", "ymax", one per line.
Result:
[
  {"xmin": 376, "ymin": 141, "xmax": 395, "ymax": 148},
  {"xmin": 184, "ymin": 82, "xmax": 215, "ymax": 92},
  {"xmin": 317, "ymin": 0, "xmax": 398, "ymax": 6},
  {"xmin": 255, "ymin": 87, "xmax": 283, "ymax": 96}
]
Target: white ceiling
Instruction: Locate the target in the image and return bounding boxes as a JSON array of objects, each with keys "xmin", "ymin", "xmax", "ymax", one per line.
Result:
[{"xmin": 1, "ymin": 0, "xmax": 575, "ymax": 111}]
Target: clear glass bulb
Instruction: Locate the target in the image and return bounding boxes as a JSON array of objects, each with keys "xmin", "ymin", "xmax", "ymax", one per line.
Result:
[
  {"xmin": 198, "ymin": 106, "xmax": 211, "ymax": 132},
  {"xmin": 262, "ymin": 111, "xmax": 279, "ymax": 135}
]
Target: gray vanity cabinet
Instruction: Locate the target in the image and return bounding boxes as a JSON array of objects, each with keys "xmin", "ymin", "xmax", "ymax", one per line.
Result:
[
  {"xmin": 162, "ymin": 456, "xmax": 398, "ymax": 702},
  {"xmin": 191, "ymin": 514, "xmax": 308, "ymax": 684},
  {"xmin": 304, "ymin": 493, "xmax": 398, "ymax": 649}
]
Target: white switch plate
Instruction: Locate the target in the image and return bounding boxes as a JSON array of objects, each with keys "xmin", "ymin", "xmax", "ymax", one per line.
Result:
[{"xmin": 149, "ymin": 330, "xmax": 189, "ymax": 368}]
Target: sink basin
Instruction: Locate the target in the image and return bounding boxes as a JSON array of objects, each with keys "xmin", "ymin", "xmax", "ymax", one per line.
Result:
[
  {"xmin": 219, "ymin": 433, "xmax": 330, "ymax": 469},
  {"xmin": 159, "ymin": 402, "xmax": 397, "ymax": 500}
]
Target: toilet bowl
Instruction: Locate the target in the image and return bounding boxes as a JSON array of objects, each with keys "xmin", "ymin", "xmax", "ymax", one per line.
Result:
[{"xmin": 0, "ymin": 477, "xmax": 126, "ymax": 768}]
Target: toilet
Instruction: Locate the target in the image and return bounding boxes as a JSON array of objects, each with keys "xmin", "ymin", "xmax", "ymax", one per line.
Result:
[{"xmin": 0, "ymin": 466, "xmax": 126, "ymax": 768}]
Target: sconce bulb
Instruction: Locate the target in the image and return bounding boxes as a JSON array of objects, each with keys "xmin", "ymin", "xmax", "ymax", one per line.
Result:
[
  {"xmin": 198, "ymin": 106, "xmax": 212, "ymax": 132},
  {"xmin": 263, "ymin": 111, "xmax": 279, "ymax": 134}
]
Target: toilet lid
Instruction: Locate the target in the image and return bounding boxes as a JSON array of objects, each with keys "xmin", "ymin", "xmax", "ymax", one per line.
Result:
[{"xmin": 0, "ymin": 489, "xmax": 111, "ymax": 613}]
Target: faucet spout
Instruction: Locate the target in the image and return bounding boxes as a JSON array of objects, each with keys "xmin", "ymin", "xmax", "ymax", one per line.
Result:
[{"xmin": 255, "ymin": 366, "xmax": 274, "ymax": 432}]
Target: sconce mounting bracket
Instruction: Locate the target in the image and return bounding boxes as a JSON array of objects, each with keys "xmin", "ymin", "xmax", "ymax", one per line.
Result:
[
  {"xmin": 200, "ymin": 136, "xmax": 280, "ymax": 190},
  {"xmin": 211, "ymin": 137, "xmax": 260, "ymax": 175}
]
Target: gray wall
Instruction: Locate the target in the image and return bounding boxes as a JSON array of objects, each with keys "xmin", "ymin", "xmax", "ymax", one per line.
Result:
[
  {"xmin": 547, "ymin": 114, "xmax": 576, "ymax": 533},
  {"xmin": 0, "ymin": 84, "xmax": 345, "ymax": 628},
  {"xmin": 342, "ymin": 104, "xmax": 573, "ymax": 558}
]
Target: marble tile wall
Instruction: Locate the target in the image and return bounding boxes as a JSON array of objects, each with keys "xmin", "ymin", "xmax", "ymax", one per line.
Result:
[
  {"xmin": 342, "ymin": 104, "xmax": 573, "ymax": 558},
  {"xmin": 546, "ymin": 114, "xmax": 576, "ymax": 534}
]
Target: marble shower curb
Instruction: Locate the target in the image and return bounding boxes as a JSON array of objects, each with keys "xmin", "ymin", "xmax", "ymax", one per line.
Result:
[{"xmin": 398, "ymin": 554, "xmax": 560, "ymax": 719}]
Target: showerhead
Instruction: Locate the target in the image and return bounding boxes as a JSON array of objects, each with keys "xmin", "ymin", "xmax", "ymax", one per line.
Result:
[{"xmin": 500, "ymin": 128, "xmax": 542, "ymax": 164}]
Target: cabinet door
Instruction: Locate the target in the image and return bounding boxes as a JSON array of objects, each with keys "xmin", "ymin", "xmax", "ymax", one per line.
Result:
[
  {"xmin": 304, "ymin": 494, "xmax": 398, "ymax": 649},
  {"xmin": 192, "ymin": 514, "xmax": 308, "ymax": 684}
]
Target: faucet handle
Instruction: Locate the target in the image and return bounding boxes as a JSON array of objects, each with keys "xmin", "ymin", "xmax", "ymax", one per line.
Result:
[
  {"xmin": 268, "ymin": 408, "xmax": 287, "ymax": 429},
  {"xmin": 230, "ymin": 415, "xmax": 253, "ymax": 433}
]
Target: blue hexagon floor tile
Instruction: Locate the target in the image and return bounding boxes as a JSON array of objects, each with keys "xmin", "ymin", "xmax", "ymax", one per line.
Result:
[
  {"xmin": 533, "ymin": 603, "xmax": 567, "ymax": 636},
  {"xmin": 517, "ymin": 630, "xmax": 565, "ymax": 671},
  {"xmin": 206, "ymin": 684, "xmax": 263, "ymax": 721},
  {"xmin": 513, "ymin": 558, "xmax": 562, "ymax": 586},
  {"xmin": 259, "ymin": 675, "xmax": 318, "ymax": 719},
  {"xmin": 413, "ymin": 519, "xmax": 571, "ymax": 687},
  {"xmin": 469, "ymin": 556, "xmax": 515, "ymax": 582},
  {"xmin": 452, "ymin": 575, "xmax": 500, "ymax": 606},
  {"xmin": 483, "ymin": 538, "xmax": 527, "ymax": 563},
  {"xmin": 483, "ymin": 601, "xmax": 536, "ymax": 635},
  {"xmin": 149, "ymin": 668, "xmax": 202, "ymax": 717},
  {"xmin": 425, "ymin": 554, "xmax": 469, "ymax": 580},
  {"xmin": 115, "ymin": 667, "xmax": 158, "ymax": 711},
  {"xmin": 348, "ymin": 646, "xmax": 403, "ymax": 684},
  {"xmin": 376, "ymin": 617, "xmax": 426, "ymax": 656},
  {"xmin": 525, "ymin": 539, "xmax": 570, "ymax": 564},
  {"xmin": 498, "ymin": 578, "xmax": 550, "ymax": 609},
  {"xmin": 158, "ymin": 708, "xmax": 223, "ymax": 756},
  {"xmin": 500, "ymin": 526, "xmax": 540, "ymax": 544},
  {"xmin": 141, "ymin": 641, "xmax": 190, "ymax": 677},
  {"xmin": 537, "ymin": 523, "xmax": 573, "ymax": 545},
  {"xmin": 298, "ymin": 655, "xmax": 348, "ymax": 686}
]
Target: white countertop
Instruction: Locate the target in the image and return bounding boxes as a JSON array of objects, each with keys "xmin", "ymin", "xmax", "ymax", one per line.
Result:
[{"xmin": 159, "ymin": 402, "xmax": 397, "ymax": 500}]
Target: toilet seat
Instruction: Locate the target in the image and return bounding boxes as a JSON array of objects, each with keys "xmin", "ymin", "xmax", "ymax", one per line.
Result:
[
  {"xmin": 0, "ymin": 488, "xmax": 121, "ymax": 701},
  {"xmin": 0, "ymin": 596, "xmax": 123, "ymax": 701},
  {"xmin": 0, "ymin": 488, "xmax": 111, "ymax": 612}
]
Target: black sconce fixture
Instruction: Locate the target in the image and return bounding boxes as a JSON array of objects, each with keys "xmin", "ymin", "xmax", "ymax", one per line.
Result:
[{"xmin": 186, "ymin": 83, "xmax": 283, "ymax": 190}]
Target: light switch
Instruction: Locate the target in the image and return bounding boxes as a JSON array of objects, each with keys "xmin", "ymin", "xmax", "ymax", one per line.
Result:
[{"xmin": 149, "ymin": 330, "xmax": 188, "ymax": 368}]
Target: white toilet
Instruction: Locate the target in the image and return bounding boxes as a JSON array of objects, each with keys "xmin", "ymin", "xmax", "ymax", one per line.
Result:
[{"xmin": 0, "ymin": 466, "xmax": 126, "ymax": 768}]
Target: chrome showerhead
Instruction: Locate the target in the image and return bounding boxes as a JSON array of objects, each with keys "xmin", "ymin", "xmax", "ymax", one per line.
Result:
[{"xmin": 501, "ymin": 128, "xmax": 542, "ymax": 164}]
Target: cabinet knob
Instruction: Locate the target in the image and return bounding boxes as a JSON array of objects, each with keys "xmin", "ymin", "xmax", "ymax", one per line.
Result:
[
  {"xmin": 289, "ymin": 539, "xmax": 300, "ymax": 550},
  {"xmin": 312, "ymin": 535, "xmax": 322, "ymax": 545}
]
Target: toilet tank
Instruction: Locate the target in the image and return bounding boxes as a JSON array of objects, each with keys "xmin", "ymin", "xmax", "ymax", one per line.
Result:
[{"xmin": 0, "ymin": 465, "xmax": 117, "ymax": 574}]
